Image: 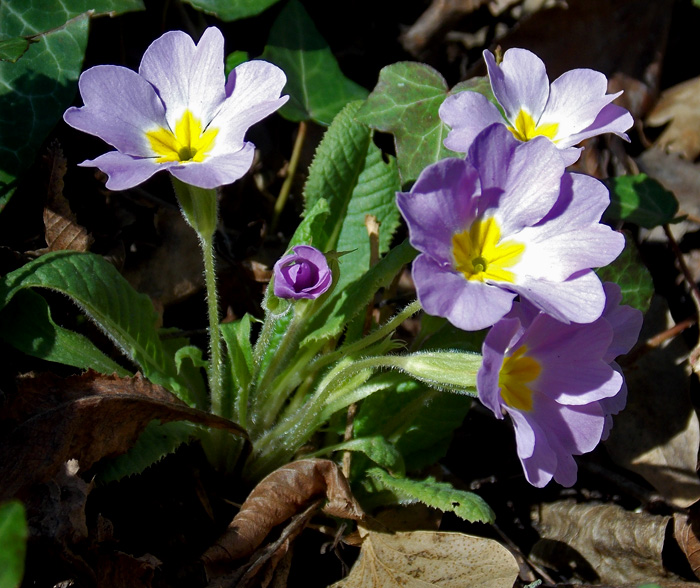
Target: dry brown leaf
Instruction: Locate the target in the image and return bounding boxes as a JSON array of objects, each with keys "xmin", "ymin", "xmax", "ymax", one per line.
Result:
[
  {"xmin": 0, "ymin": 371, "xmax": 247, "ymax": 501},
  {"xmin": 95, "ymin": 551, "xmax": 161, "ymax": 588},
  {"xmin": 42, "ymin": 143, "xmax": 93, "ymax": 252},
  {"xmin": 201, "ymin": 459, "xmax": 364, "ymax": 574},
  {"xmin": 331, "ymin": 527, "xmax": 520, "ymax": 588},
  {"xmin": 606, "ymin": 296, "xmax": 700, "ymax": 508},
  {"xmin": 674, "ymin": 505, "xmax": 700, "ymax": 581},
  {"xmin": 531, "ymin": 500, "xmax": 676, "ymax": 585},
  {"xmin": 647, "ymin": 76, "xmax": 700, "ymax": 160}
]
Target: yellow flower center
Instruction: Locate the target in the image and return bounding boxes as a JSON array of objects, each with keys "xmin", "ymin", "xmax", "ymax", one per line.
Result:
[
  {"xmin": 498, "ymin": 345, "xmax": 541, "ymax": 411},
  {"xmin": 146, "ymin": 110, "xmax": 218, "ymax": 163},
  {"xmin": 452, "ymin": 217, "xmax": 525, "ymax": 283},
  {"xmin": 507, "ymin": 109, "xmax": 559, "ymax": 142}
]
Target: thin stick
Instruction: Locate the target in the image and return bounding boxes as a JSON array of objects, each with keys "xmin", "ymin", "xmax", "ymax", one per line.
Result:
[{"xmin": 271, "ymin": 121, "xmax": 308, "ymax": 234}]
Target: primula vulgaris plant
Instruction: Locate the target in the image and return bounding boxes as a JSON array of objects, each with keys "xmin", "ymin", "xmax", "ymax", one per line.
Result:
[{"xmin": 1, "ymin": 24, "xmax": 643, "ymax": 524}]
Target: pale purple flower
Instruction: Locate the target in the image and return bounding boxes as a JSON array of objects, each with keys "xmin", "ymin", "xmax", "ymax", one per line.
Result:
[
  {"xmin": 397, "ymin": 124, "xmax": 624, "ymax": 332},
  {"xmin": 64, "ymin": 27, "xmax": 288, "ymax": 190},
  {"xmin": 440, "ymin": 48, "xmax": 633, "ymax": 165},
  {"xmin": 273, "ymin": 245, "xmax": 332, "ymax": 300},
  {"xmin": 477, "ymin": 282, "xmax": 642, "ymax": 487}
]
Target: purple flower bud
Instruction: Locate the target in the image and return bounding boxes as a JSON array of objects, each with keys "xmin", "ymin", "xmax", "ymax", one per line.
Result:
[{"xmin": 273, "ymin": 245, "xmax": 332, "ymax": 300}]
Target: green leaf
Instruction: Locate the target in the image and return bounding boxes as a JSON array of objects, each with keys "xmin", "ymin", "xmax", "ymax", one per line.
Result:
[
  {"xmin": 596, "ymin": 233, "xmax": 654, "ymax": 313},
  {"xmin": 605, "ymin": 173, "xmax": 680, "ymax": 229},
  {"xmin": 0, "ymin": 251, "xmax": 201, "ymax": 406},
  {"xmin": 182, "ymin": 0, "xmax": 281, "ymax": 21},
  {"xmin": 356, "ymin": 62, "xmax": 461, "ymax": 185},
  {"xmin": 335, "ymin": 140, "xmax": 401, "ymax": 289},
  {"xmin": 0, "ymin": 0, "xmax": 144, "ymax": 210},
  {"xmin": 288, "ymin": 197, "xmax": 330, "ymax": 249},
  {"xmin": 366, "ymin": 467, "xmax": 494, "ymax": 523},
  {"xmin": 303, "ymin": 101, "xmax": 372, "ymax": 250},
  {"xmin": 0, "ymin": 289, "xmax": 130, "ymax": 376},
  {"xmin": 261, "ymin": 0, "xmax": 368, "ymax": 125},
  {"xmin": 221, "ymin": 315, "xmax": 254, "ymax": 394},
  {"xmin": 0, "ymin": 500, "xmax": 27, "ymax": 588},
  {"xmin": 0, "ymin": 37, "xmax": 33, "ymax": 63},
  {"xmin": 93, "ymin": 421, "xmax": 198, "ymax": 484},
  {"xmin": 224, "ymin": 50, "xmax": 248, "ymax": 76},
  {"xmin": 355, "ymin": 376, "xmax": 472, "ymax": 472},
  {"xmin": 301, "ymin": 239, "xmax": 417, "ymax": 347},
  {"xmin": 312, "ymin": 436, "xmax": 405, "ymax": 477}
]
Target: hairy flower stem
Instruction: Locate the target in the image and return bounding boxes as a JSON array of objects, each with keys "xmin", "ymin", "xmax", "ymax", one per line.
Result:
[{"xmin": 171, "ymin": 178, "xmax": 225, "ymax": 416}]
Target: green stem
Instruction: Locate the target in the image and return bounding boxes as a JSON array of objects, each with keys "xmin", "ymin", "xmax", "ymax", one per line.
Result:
[{"xmin": 271, "ymin": 121, "xmax": 307, "ymax": 233}]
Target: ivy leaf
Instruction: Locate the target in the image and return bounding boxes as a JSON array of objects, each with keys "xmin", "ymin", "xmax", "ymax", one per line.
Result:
[
  {"xmin": 0, "ymin": 0, "xmax": 144, "ymax": 211},
  {"xmin": 0, "ymin": 251, "xmax": 203, "ymax": 407},
  {"xmin": 262, "ymin": 0, "xmax": 367, "ymax": 125},
  {"xmin": 0, "ymin": 37, "xmax": 33, "ymax": 62},
  {"xmin": 605, "ymin": 173, "xmax": 680, "ymax": 229},
  {"xmin": 0, "ymin": 500, "xmax": 27, "ymax": 588},
  {"xmin": 596, "ymin": 233, "xmax": 654, "ymax": 313},
  {"xmin": 366, "ymin": 467, "xmax": 494, "ymax": 523},
  {"xmin": 356, "ymin": 62, "xmax": 463, "ymax": 185},
  {"xmin": 182, "ymin": 0, "xmax": 281, "ymax": 21}
]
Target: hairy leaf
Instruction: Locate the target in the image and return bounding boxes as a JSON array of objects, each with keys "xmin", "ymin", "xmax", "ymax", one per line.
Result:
[
  {"xmin": 314, "ymin": 436, "xmax": 406, "ymax": 477},
  {"xmin": 0, "ymin": 289, "xmax": 130, "ymax": 377},
  {"xmin": 366, "ymin": 468, "xmax": 494, "ymax": 523},
  {"xmin": 0, "ymin": 500, "xmax": 27, "ymax": 588},
  {"xmin": 0, "ymin": 250, "xmax": 202, "ymax": 405},
  {"xmin": 262, "ymin": 0, "xmax": 367, "ymax": 124}
]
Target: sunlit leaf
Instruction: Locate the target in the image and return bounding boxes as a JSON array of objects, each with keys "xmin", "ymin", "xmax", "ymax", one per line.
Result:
[
  {"xmin": 605, "ymin": 173, "xmax": 680, "ymax": 228},
  {"xmin": 262, "ymin": 0, "xmax": 367, "ymax": 125},
  {"xmin": 0, "ymin": 501, "xmax": 27, "ymax": 588},
  {"xmin": 366, "ymin": 467, "xmax": 494, "ymax": 523},
  {"xmin": 357, "ymin": 62, "xmax": 466, "ymax": 184}
]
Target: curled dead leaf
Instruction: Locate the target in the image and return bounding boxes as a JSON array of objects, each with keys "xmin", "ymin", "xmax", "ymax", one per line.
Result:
[
  {"xmin": 201, "ymin": 459, "xmax": 364, "ymax": 575},
  {"xmin": 331, "ymin": 526, "xmax": 520, "ymax": 588},
  {"xmin": 531, "ymin": 500, "xmax": 676, "ymax": 585},
  {"xmin": 674, "ymin": 505, "xmax": 700, "ymax": 581},
  {"xmin": 0, "ymin": 371, "xmax": 246, "ymax": 501},
  {"xmin": 42, "ymin": 143, "xmax": 93, "ymax": 253}
]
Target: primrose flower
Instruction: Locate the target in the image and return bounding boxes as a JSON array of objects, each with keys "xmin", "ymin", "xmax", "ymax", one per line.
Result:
[
  {"xmin": 440, "ymin": 48, "xmax": 633, "ymax": 165},
  {"xmin": 397, "ymin": 124, "xmax": 624, "ymax": 332},
  {"xmin": 273, "ymin": 245, "xmax": 332, "ymax": 300},
  {"xmin": 64, "ymin": 27, "xmax": 288, "ymax": 190},
  {"xmin": 477, "ymin": 283, "xmax": 642, "ymax": 487}
]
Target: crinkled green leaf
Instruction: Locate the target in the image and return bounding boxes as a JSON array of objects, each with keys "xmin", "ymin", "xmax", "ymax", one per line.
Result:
[
  {"xmin": 93, "ymin": 421, "xmax": 199, "ymax": 484},
  {"xmin": 355, "ymin": 375, "xmax": 472, "ymax": 472},
  {"xmin": 0, "ymin": 289, "xmax": 130, "ymax": 377},
  {"xmin": 182, "ymin": 0, "xmax": 281, "ymax": 21},
  {"xmin": 336, "ymin": 141, "xmax": 401, "ymax": 289},
  {"xmin": 605, "ymin": 173, "xmax": 680, "ymax": 229},
  {"xmin": 0, "ymin": 0, "xmax": 144, "ymax": 210},
  {"xmin": 0, "ymin": 251, "xmax": 202, "ymax": 406},
  {"xmin": 261, "ymin": 0, "xmax": 367, "ymax": 125},
  {"xmin": 314, "ymin": 436, "xmax": 405, "ymax": 477},
  {"xmin": 303, "ymin": 101, "xmax": 372, "ymax": 250},
  {"xmin": 0, "ymin": 500, "xmax": 27, "ymax": 588},
  {"xmin": 596, "ymin": 233, "xmax": 654, "ymax": 313},
  {"xmin": 357, "ymin": 62, "xmax": 462, "ymax": 184},
  {"xmin": 366, "ymin": 467, "xmax": 494, "ymax": 523},
  {"xmin": 301, "ymin": 239, "xmax": 417, "ymax": 347}
]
